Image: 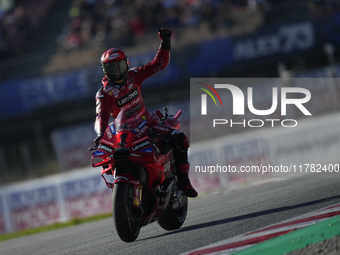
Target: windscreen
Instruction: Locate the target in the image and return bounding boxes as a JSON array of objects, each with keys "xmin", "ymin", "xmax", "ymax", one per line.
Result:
[{"xmin": 115, "ymin": 110, "xmax": 147, "ymax": 133}]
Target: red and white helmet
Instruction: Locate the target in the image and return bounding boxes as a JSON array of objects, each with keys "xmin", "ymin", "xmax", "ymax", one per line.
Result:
[{"xmin": 100, "ymin": 48, "xmax": 130, "ymax": 83}]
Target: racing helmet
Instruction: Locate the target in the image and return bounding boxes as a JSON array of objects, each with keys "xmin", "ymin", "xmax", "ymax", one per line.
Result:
[{"xmin": 101, "ymin": 48, "xmax": 130, "ymax": 85}]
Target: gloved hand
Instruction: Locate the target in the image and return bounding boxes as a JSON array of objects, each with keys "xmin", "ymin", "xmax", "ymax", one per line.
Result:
[
  {"xmin": 158, "ymin": 27, "xmax": 172, "ymax": 41},
  {"xmin": 94, "ymin": 134, "xmax": 103, "ymax": 147},
  {"xmin": 158, "ymin": 27, "xmax": 172, "ymax": 50}
]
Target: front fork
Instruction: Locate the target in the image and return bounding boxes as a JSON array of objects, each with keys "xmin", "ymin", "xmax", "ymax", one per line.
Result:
[
  {"xmin": 113, "ymin": 173, "xmax": 143, "ymax": 210},
  {"xmin": 131, "ymin": 183, "xmax": 143, "ymax": 209}
]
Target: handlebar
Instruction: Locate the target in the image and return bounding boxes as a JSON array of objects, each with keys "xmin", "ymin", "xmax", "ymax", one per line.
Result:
[{"xmin": 88, "ymin": 146, "xmax": 98, "ymax": 151}]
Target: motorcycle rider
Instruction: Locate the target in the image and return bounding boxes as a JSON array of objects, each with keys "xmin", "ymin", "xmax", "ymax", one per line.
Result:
[{"xmin": 93, "ymin": 28, "xmax": 198, "ymax": 198}]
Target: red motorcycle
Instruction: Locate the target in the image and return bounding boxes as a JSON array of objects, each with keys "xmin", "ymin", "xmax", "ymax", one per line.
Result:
[{"xmin": 91, "ymin": 108, "xmax": 188, "ymax": 242}]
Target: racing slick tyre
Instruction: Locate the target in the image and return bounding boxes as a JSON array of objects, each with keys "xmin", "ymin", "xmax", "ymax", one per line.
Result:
[
  {"xmin": 157, "ymin": 193, "xmax": 188, "ymax": 230},
  {"xmin": 112, "ymin": 183, "xmax": 140, "ymax": 242}
]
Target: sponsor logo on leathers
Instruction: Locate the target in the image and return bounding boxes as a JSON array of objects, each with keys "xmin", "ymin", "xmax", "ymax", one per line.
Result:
[{"xmin": 115, "ymin": 88, "xmax": 139, "ymax": 107}]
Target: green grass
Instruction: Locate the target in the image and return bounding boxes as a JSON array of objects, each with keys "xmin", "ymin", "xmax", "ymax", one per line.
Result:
[{"xmin": 0, "ymin": 213, "xmax": 112, "ymax": 242}]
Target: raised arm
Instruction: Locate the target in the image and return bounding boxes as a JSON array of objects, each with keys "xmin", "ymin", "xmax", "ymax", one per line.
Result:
[{"xmin": 133, "ymin": 28, "xmax": 172, "ymax": 84}]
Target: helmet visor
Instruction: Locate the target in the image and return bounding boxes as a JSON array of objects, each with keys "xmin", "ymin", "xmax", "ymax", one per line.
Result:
[{"xmin": 102, "ymin": 59, "xmax": 128, "ymax": 76}]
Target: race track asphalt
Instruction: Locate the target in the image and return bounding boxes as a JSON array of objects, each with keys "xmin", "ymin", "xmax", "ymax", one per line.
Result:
[{"xmin": 1, "ymin": 176, "xmax": 340, "ymax": 255}]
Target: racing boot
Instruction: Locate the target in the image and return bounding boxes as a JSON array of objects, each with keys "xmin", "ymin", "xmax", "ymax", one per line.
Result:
[{"xmin": 177, "ymin": 162, "xmax": 198, "ymax": 198}]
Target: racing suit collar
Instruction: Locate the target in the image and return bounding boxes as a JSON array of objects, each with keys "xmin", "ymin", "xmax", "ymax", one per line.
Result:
[{"xmin": 102, "ymin": 76, "xmax": 125, "ymax": 89}]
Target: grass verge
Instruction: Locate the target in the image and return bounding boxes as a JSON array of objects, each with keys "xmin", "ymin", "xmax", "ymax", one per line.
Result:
[{"xmin": 0, "ymin": 213, "xmax": 112, "ymax": 242}]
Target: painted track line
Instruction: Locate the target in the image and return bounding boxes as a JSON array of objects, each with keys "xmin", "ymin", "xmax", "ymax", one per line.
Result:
[{"xmin": 181, "ymin": 202, "xmax": 340, "ymax": 255}]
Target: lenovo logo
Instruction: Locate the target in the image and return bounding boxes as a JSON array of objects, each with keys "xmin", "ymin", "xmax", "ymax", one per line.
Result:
[
  {"xmin": 98, "ymin": 144, "xmax": 113, "ymax": 153},
  {"xmin": 115, "ymin": 88, "xmax": 139, "ymax": 107},
  {"xmin": 131, "ymin": 140, "xmax": 150, "ymax": 151}
]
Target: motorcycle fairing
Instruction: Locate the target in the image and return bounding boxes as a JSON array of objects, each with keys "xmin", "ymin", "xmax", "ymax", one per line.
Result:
[
  {"xmin": 109, "ymin": 122, "xmax": 116, "ymax": 135},
  {"xmin": 92, "ymin": 148, "xmax": 114, "ymax": 168},
  {"xmin": 92, "ymin": 109, "xmax": 179, "ymax": 190}
]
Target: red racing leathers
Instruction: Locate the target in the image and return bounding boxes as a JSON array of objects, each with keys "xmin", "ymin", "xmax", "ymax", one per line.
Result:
[
  {"xmin": 94, "ymin": 48, "xmax": 170, "ymax": 136},
  {"xmin": 94, "ymin": 42, "xmax": 197, "ymax": 197}
]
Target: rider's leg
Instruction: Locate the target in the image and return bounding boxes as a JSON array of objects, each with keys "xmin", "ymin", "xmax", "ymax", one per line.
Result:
[
  {"xmin": 171, "ymin": 132, "xmax": 198, "ymax": 198},
  {"xmin": 147, "ymin": 111, "xmax": 198, "ymax": 198}
]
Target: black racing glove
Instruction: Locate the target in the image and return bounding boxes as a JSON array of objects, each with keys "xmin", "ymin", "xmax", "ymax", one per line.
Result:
[
  {"xmin": 94, "ymin": 133, "xmax": 103, "ymax": 147},
  {"xmin": 158, "ymin": 27, "xmax": 172, "ymax": 50}
]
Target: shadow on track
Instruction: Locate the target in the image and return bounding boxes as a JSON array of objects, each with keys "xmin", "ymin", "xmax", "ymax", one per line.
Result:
[{"xmin": 137, "ymin": 194, "xmax": 340, "ymax": 242}]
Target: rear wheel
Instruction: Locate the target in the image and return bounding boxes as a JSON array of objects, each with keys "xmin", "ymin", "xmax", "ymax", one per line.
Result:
[
  {"xmin": 157, "ymin": 193, "xmax": 188, "ymax": 230},
  {"xmin": 112, "ymin": 183, "xmax": 141, "ymax": 242}
]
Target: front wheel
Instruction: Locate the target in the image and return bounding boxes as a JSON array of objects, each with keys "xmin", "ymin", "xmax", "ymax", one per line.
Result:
[
  {"xmin": 112, "ymin": 183, "xmax": 141, "ymax": 242},
  {"xmin": 157, "ymin": 192, "xmax": 188, "ymax": 230}
]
